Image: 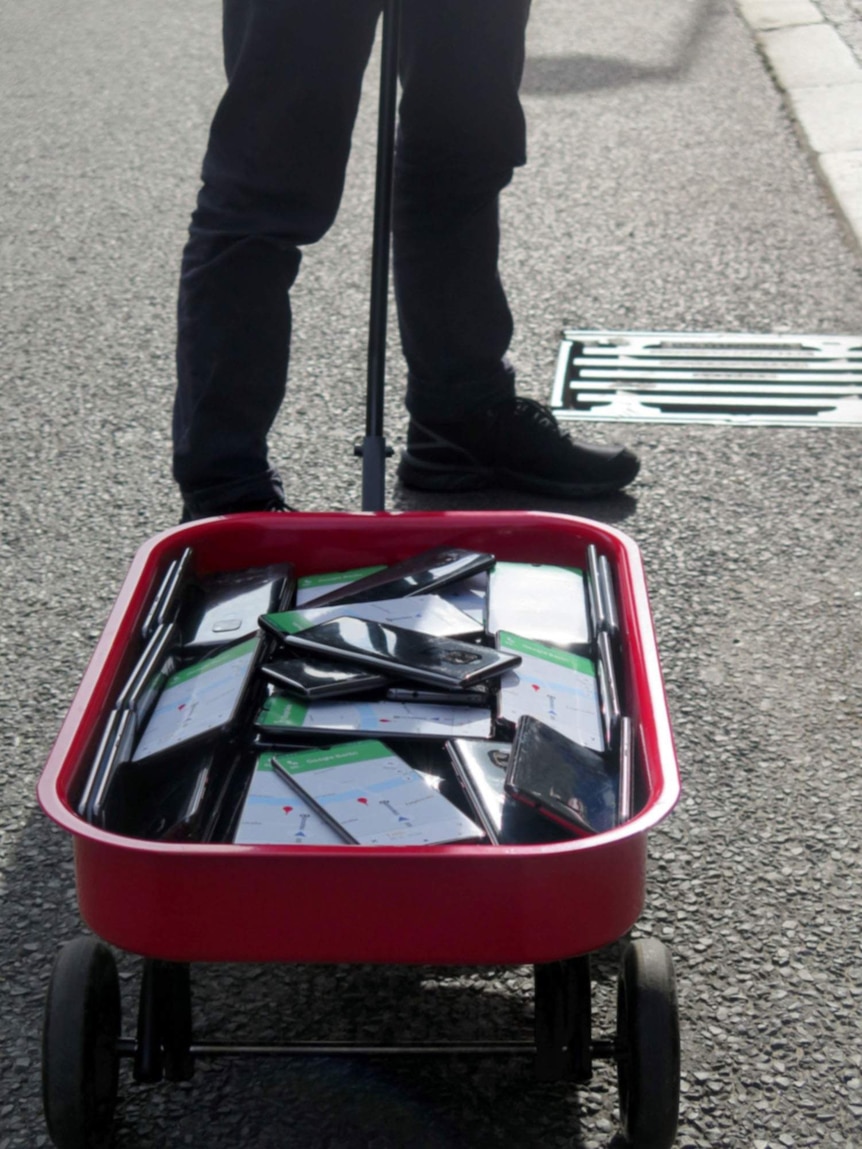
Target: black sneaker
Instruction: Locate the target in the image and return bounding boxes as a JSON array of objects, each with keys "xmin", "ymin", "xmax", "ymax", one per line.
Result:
[
  {"xmin": 397, "ymin": 397, "xmax": 640, "ymax": 498},
  {"xmin": 180, "ymin": 497, "xmax": 294, "ymax": 523}
]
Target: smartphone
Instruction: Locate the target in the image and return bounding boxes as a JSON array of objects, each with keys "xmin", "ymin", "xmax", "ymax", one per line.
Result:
[
  {"xmin": 233, "ymin": 753, "xmax": 348, "ymax": 846},
  {"xmin": 446, "ymin": 738, "xmax": 572, "ymax": 845},
  {"xmin": 114, "ymin": 622, "xmax": 180, "ymax": 729},
  {"xmin": 598, "ymin": 553, "xmax": 620, "ymax": 640},
  {"xmin": 267, "ymin": 742, "xmax": 483, "ymax": 846},
  {"xmin": 260, "ymin": 654, "xmax": 390, "ymax": 699},
  {"xmin": 586, "ymin": 545, "xmax": 620, "ymax": 643},
  {"xmin": 274, "ymin": 615, "xmax": 521, "ymax": 689},
  {"xmin": 180, "ymin": 562, "xmax": 296, "ymax": 651},
  {"xmin": 261, "ymin": 595, "xmax": 483, "ymax": 641},
  {"xmin": 505, "ymin": 715, "xmax": 619, "ymax": 835},
  {"xmin": 79, "ymin": 708, "xmax": 138, "ymax": 827},
  {"xmin": 301, "ymin": 547, "xmax": 496, "ymax": 607},
  {"xmin": 618, "ymin": 716, "xmax": 635, "ymax": 824},
  {"xmin": 101, "ymin": 749, "xmax": 215, "ymax": 842},
  {"xmin": 130, "ymin": 635, "xmax": 264, "ymax": 764},
  {"xmin": 199, "ymin": 751, "xmax": 256, "ymax": 844},
  {"xmin": 485, "ymin": 562, "xmax": 591, "ymax": 652},
  {"xmin": 267, "ymin": 756, "xmax": 358, "ymax": 843},
  {"xmin": 596, "ymin": 630, "xmax": 621, "ymax": 751},
  {"xmin": 140, "ymin": 548, "xmax": 195, "ymax": 640},
  {"xmin": 76, "ymin": 710, "xmax": 122, "ymax": 820}
]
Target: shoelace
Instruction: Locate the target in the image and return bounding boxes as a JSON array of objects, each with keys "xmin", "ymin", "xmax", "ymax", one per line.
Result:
[{"xmin": 509, "ymin": 396, "xmax": 571, "ymax": 441}]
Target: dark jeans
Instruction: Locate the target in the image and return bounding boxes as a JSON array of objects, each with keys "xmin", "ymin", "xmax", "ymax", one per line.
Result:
[{"xmin": 173, "ymin": 0, "xmax": 531, "ymax": 515}]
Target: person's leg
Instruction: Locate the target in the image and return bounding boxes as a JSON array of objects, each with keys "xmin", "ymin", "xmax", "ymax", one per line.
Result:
[
  {"xmin": 174, "ymin": 0, "xmax": 382, "ymax": 518},
  {"xmin": 395, "ymin": 0, "xmax": 639, "ymax": 497},
  {"xmin": 394, "ymin": 0, "xmax": 529, "ymax": 424}
]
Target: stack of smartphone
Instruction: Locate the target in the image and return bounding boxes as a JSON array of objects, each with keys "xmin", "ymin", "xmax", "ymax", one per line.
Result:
[
  {"xmin": 73, "ymin": 542, "xmax": 638, "ymax": 847},
  {"xmin": 74, "ymin": 555, "xmax": 296, "ymax": 841},
  {"xmin": 253, "ymin": 548, "xmax": 512, "ymax": 743}
]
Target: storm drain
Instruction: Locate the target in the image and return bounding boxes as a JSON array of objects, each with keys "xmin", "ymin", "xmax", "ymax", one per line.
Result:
[{"xmin": 550, "ymin": 332, "xmax": 862, "ymax": 426}]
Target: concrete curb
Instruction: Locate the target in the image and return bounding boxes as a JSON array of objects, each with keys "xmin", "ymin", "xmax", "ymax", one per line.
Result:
[{"xmin": 737, "ymin": 0, "xmax": 862, "ymax": 256}]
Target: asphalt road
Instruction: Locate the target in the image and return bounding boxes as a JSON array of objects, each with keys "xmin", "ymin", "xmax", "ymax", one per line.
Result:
[{"xmin": 2, "ymin": 1, "xmax": 861, "ymax": 1147}]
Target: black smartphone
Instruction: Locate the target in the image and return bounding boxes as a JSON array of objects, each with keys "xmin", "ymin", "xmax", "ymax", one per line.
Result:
[
  {"xmin": 261, "ymin": 595, "xmax": 484, "ymax": 641},
  {"xmin": 301, "ymin": 547, "xmax": 496, "ymax": 607},
  {"xmin": 505, "ymin": 715, "xmax": 619, "ymax": 835},
  {"xmin": 101, "ymin": 749, "xmax": 215, "ymax": 842},
  {"xmin": 596, "ymin": 630, "xmax": 621, "ymax": 752},
  {"xmin": 141, "ymin": 547, "xmax": 195, "ymax": 640},
  {"xmin": 130, "ymin": 636, "xmax": 264, "ymax": 764},
  {"xmin": 260, "ymin": 654, "xmax": 390, "ymax": 699},
  {"xmin": 180, "ymin": 563, "xmax": 296, "ymax": 651},
  {"xmin": 446, "ymin": 738, "xmax": 572, "ymax": 846},
  {"xmin": 273, "ymin": 615, "xmax": 521, "ymax": 689},
  {"xmin": 598, "ymin": 553, "xmax": 620, "ymax": 639},
  {"xmin": 199, "ymin": 750, "xmax": 256, "ymax": 844},
  {"xmin": 76, "ymin": 710, "xmax": 121, "ymax": 820},
  {"xmin": 618, "ymin": 715, "xmax": 635, "ymax": 824},
  {"xmin": 78, "ymin": 708, "xmax": 138, "ymax": 827},
  {"xmin": 114, "ymin": 622, "xmax": 180, "ymax": 728},
  {"xmin": 586, "ymin": 544, "xmax": 620, "ymax": 643}
]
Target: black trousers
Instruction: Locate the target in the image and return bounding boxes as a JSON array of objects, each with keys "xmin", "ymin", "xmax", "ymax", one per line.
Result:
[{"xmin": 173, "ymin": 0, "xmax": 531, "ymax": 514}]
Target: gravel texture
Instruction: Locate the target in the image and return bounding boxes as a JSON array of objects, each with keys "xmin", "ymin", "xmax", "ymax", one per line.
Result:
[{"xmin": 1, "ymin": 1, "xmax": 861, "ymax": 1147}]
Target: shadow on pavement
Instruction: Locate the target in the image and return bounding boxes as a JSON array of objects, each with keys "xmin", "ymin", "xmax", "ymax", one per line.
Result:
[
  {"xmin": 522, "ymin": 0, "xmax": 722, "ymax": 96},
  {"xmin": 390, "ymin": 482, "xmax": 639, "ymax": 527}
]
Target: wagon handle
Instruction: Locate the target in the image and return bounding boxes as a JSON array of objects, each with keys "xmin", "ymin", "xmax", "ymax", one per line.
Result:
[{"xmin": 358, "ymin": 0, "xmax": 401, "ymax": 512}]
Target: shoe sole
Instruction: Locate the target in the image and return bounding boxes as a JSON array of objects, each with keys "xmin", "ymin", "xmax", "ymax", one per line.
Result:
[{"xmin": 397, "ymin": 453, "xmax": 638, "ymax": 499}]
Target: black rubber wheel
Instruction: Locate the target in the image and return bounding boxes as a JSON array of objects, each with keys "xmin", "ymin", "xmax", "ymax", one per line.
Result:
[
  {"xmin": 42, "ymin": 937, "xmax": 121, "ymax": 1149},
  {"xmin": 616, "ymin": 938, "xmax": 680, "ymax": 1149}
]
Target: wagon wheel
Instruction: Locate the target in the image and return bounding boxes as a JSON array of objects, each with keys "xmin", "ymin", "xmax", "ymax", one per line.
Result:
[
  {"xmin": 43, "ymin": 937, "xmax": 121, "ymax": 1149},
  {"xmin": 616, "ymin": 938, "xmax": 680, "ymax": 1149}
]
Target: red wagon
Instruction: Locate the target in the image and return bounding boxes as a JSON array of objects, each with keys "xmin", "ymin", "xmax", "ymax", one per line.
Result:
[{"xmin": 38, "ymin": 509, "xmax": 682, "ymax": 1148}]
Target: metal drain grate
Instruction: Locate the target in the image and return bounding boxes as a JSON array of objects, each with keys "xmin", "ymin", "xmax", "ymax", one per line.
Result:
[{"xmin": 550, "ymin": 332, "xmax": 862, "ymax": 426}]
